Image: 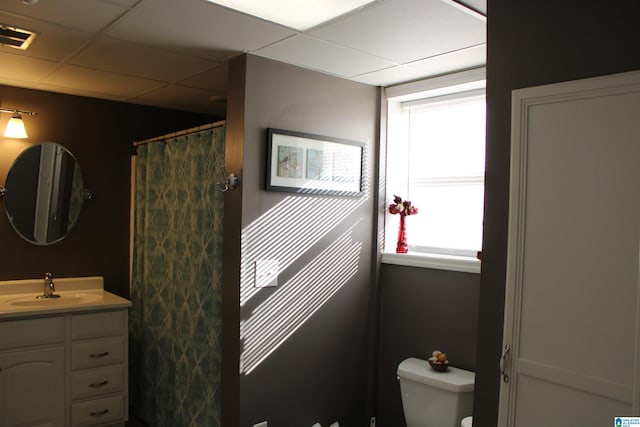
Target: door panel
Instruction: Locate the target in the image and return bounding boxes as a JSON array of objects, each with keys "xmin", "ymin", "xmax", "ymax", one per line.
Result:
[
  {"xmin": 499, "ymin": 70, "xmax": 640, "ymax": 426},
  {"xmin": 0, "ymin": 346, "xmax": 65, "ymax": 427},
  {"xmin": 514, "ymin": 375, "xmax": 630, "ymax": 427}
]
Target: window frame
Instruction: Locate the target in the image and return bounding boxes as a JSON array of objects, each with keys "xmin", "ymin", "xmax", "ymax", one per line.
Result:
[{"xmin": 382, "ymin": 68, "xmax": 486, "ymax": 274}]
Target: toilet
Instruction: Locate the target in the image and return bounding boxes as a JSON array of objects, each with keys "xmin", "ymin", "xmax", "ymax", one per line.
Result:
[{"xmin": 397, "ymin": 357, "xmax": 474, "ymax": 427}]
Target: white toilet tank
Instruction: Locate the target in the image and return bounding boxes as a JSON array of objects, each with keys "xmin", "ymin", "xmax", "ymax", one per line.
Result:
[{"xmin": 397, "ymin": 357, "xmax": 475, "ymax": 427}]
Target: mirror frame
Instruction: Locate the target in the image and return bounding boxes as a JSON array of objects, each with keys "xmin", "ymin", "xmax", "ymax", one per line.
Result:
[{"xmin": 1, "ymin": 142, "xmax": 90, "ymax": 245}]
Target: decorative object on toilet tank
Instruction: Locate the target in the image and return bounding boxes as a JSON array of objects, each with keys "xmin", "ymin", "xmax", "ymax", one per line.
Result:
[
  {"xmin": 428, "ymin": 350, "xmax": 449, "ymax": 371},
  {"xmin": 388, "ymin": 195, "xmax": 418, "ymax": 253}
]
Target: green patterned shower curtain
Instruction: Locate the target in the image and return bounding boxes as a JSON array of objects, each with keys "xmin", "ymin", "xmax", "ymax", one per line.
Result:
[{"xmin": 129, "ymin": 126, "xmax": 224, "ymax": 427}]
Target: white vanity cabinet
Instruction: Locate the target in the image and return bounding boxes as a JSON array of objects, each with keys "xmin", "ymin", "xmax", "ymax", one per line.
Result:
[
  {"xmin": 0, "ymin": 309, "xmax": 128, "ymax": 427},
  {"xmin": 70, "ymin": 310, "xmax": 128, "ymax": 427},
  {"xmin": 0, "ymin": 316, "xmax": 66, "ymax": 426}
]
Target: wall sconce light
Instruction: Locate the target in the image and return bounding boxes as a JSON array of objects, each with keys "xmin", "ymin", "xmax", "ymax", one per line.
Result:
[{"xmin": 0, "ymin": 108, "xmax": 36, "ymax": 139}]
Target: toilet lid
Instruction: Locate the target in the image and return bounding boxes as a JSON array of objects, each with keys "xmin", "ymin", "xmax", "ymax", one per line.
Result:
[{"xmin": 461, "ymin": 416, "xmax": 472, "ymax": 427}]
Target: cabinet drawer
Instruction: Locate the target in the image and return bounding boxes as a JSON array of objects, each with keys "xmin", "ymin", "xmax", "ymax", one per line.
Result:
[
  {"xmin": 71, "ymin": 310, "xmax": 125, "ymax": 340},
  {"xmin": 71, "ymin": 364, "xmax": 124, "ymax": 400},
  {"xmin": 0, "ymin": 316, "xmax": 64, "ymax": 350},
  {"xmin": 71, "ymin": 394, "xmax": 125, "ymax": 427},
  {"xmin": 71, "ymin": 337, "xmax": 124, "ymax": 370}
]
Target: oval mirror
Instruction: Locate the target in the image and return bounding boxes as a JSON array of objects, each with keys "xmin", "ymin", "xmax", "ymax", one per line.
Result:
[{"xmin": 4, "ymin": 142, "xmax": 85, "ymax": 245}]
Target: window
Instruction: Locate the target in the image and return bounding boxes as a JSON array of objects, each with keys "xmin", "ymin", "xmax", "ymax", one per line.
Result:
[{"xmin": 383, "ymin": 69, "xmax": 486, "ymax": 272}]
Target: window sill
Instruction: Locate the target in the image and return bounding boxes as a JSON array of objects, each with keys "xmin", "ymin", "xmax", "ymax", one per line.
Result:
[{"xmin": 381, "ymin": 252, "xmax": 481, "ymax": 274}]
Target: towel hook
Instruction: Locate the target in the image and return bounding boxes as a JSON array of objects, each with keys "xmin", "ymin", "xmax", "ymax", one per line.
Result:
[{"xmin": 217, "ymin": 165, "xmax": 239, "ymax": 192}]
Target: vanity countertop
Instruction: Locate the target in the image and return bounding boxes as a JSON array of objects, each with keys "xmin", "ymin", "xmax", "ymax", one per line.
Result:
[{"xmin": 0, "ymin": 276, "xmax": 131, "ymax": 319}]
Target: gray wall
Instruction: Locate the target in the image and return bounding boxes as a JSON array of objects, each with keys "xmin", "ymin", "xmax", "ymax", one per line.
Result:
[
  {"xmin": 224, "ymin": 54, "xmax": 381, "ymax": 426},
  {"xmin": 474, "ymin": 1, "xmax": 640, "ymax": 426},
  {"xmin": 0, "ymin": 84, "xmax": 215, "ymax": 297},
  {"xmin": 376, "ymin": 264, "xmax": 480, "ymax": 426}
]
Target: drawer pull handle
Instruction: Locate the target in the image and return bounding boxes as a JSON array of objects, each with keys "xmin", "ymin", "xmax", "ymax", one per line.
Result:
[
  {"xmin": 89, "ymin": 380, "xmax": 109, "ymax": 388},
  {"xmin": 89, "ymin": 351, "xmax": 109, "ymax": 359},
  {"xmin": 89, "ymin": 409, "xmax": 109, "ymax": 417}
]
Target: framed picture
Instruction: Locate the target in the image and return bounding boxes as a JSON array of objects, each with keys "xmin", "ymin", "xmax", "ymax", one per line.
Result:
[{"xmin": 266, "ymin": 128, "xmax": 364, "ymax": 196}]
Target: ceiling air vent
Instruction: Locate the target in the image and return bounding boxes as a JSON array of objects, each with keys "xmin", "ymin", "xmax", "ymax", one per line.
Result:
[{"xmin": 0, "ymin": 24, "xmax": 38, "ymax": 50}]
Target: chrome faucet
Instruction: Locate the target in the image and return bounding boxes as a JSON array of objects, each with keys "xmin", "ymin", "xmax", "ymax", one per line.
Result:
[{"xmin": 37, "ymin": 272, "xmax": 60, "ymax": 299}]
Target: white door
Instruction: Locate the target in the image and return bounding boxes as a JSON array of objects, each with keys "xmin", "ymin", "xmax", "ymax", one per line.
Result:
[{"xmin": 499, "ymin": 70, "xmax": 640, "ymax": 427}]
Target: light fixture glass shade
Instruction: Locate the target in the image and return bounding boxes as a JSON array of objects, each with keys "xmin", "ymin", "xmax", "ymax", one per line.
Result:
[{"xmin": 4, "ymin": 113, "xmax": 28, "ymax": 138}]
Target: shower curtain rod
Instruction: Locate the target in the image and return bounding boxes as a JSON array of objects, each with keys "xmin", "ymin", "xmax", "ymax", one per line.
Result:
[{"xmin": 132, "ymin": 120, "xmax": 225, "ymax": 147}]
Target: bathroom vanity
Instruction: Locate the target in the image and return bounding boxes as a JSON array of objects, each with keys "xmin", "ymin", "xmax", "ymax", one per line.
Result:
[{"xmin": 0, "ymin": 276, "xmax": 130, "ymax": 427}]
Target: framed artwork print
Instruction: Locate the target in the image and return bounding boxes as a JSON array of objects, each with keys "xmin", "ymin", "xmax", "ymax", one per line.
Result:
[{"xmin": 266, "ymin": 128, "xmax": 364, "ymax": 196}]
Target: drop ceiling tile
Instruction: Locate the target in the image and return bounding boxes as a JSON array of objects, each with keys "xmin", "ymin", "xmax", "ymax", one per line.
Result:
[
  {"xmin": 0, "ymin": 51, "xmax": 59, "ymax": 81},
  {"xmin": 254, "ymin": 34, "xmax": 396, "ymax": 79},
  {"xmin": 69, "ymin": 36, "xmax": 220, "ymax": 82},
  {"xmin": 0, "ymin": 0, "xmax": 132, "ymax": 33},
  {"xmin": 178, "ymin": 64, "xmax": 228, "ymax": 93},
  {"xmin": 0, "ymin": 0, "xmax": 486, "ymax": 113},
  {"xmin": 97, "ymin": 0, "xmax": 139, "ymax": 7},
  {"xmin": 350, "ymin": 65, "xmax": 429, "ymax": 87},
  {"xmin": 405, "ymin": 43, "xmax": 486, "ymax": 75},
  {"xmin": 134, "ymin": 84, "xmax": 225, "ymax": 115},
  {"xmin": 41, "ymin": 64, "xmax": 165, "ymax": 98},
  {"xmin": 354, "ymin": 44, "xmax": 485, "ymax": 87},
  {"xmin": 32, "ymin": 83, "xmax": 130, "ymax": 103},
  {"xmin": 108, "ymin": 0, "xmax": 296, "ymax": 61},
  {"xmin": 0, "ymin": 12, "xmax": 93, "ymax": 62},
  {"xmin": 457, "ymin": 0, "xmax": 487, "ymax": 15},
  {"xmin": 309, "ymin": 0, "xmax": 486, "ymax": 64}
]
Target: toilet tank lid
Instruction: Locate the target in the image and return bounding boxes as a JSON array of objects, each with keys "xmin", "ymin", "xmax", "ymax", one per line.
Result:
[{"xmin": 397, "ymin": 358, "xmax": 475, "ymax": 392}]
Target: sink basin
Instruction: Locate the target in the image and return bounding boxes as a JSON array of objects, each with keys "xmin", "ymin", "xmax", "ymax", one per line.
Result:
[
  {"xmin": 0, "ymin": 276, "xmax": 131, "ymax": 318},
  {"xmin": 7, "ymin": 293, "xmax": 102, "ymax": 307}
]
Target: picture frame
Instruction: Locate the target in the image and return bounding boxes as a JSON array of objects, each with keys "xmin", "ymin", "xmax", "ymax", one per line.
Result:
[{"xmin": 266, "ymin": 128, "xmax": 364, "ymax": 196}]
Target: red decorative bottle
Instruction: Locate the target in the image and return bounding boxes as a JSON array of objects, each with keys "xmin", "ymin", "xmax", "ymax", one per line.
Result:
[{"xmin": 396, "ymin": 214, "xmax": 408, "ymax": 253}]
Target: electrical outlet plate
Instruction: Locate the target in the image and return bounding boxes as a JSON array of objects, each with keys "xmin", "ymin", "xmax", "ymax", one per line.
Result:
[{"xmin": 254, "ymin": 259, "xmax": 278, "ymax": 288}]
